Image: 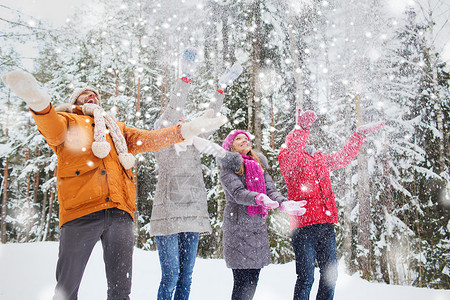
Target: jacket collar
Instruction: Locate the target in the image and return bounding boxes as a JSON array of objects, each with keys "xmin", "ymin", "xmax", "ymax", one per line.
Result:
[{"xmin": 55, "ymin": 103, "xmax": 84, "ymax": 115}]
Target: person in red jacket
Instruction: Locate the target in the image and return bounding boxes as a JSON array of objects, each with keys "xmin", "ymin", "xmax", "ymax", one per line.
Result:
[{"xmin": 278, "ymin": 109, "xmax": 384, "ymax": 300}]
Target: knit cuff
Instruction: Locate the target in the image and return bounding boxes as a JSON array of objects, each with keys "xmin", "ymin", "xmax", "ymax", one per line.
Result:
[
  {"xmin": 31, "ymin": 103, "xmax": 52, "ymax": 115},
  {"xmin": 181, "ymin": 77, "xmax": 191, "ymax": 83},
  {"xmin": 176, "ymin": 124, "xmax": 185, "ymax": 141}
]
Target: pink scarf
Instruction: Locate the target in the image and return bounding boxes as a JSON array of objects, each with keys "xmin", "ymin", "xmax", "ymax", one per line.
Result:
[{"xmin": 241, "ymin": 154, "xmax": 268, "ymax": 217}]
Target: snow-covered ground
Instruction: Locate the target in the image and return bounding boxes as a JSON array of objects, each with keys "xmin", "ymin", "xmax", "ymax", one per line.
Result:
[{"xmin": 0, "ymin": 242, "xmax": 448, "ymax": 300}]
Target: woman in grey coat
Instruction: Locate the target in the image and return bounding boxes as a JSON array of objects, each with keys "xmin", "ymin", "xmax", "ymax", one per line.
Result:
[
  {"xmin": 217, "ymin": 129, "xmax": 307, "ymax": 300},
  {"xmin": 151, "ymin": 48, "xmax": 243, "ymax": 300}
]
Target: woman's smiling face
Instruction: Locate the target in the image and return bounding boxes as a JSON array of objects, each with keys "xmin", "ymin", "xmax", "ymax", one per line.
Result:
[{"xmin": 231, "ymin": 133, "xmax": 251, "ymax": 155}]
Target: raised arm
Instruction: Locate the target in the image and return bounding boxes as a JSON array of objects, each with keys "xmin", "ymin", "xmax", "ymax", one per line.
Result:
[
  {"xmin": 326, "ymin": 121, "xmax": 384, "ymax": 171},
  {"xmin": 208, "ymin": 62, "xmax": 243, "ymax": 114},
  {"xmin": 278, "ymin": 128, "xmax": 310, "ymax": 174},
  {"xmin": 325, "ymin": 132, "xmax": 364, "ymax": 171},
  {"xmin": 155, "ymin": 79, "xmax": 191, "ymax": 129},
  {"xmin": 155, "ymin": 48, "xmax": 197, "ymax": 129},
  {"xmin": 2, "ymin": 70, "xmax": 68, "ymax": 147},
  {"xmin": 278, "ymin": 110, "xmax": 317, "ymax": 174}
]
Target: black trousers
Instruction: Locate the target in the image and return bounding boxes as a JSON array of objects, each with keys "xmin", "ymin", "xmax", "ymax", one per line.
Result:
[
  {"xmin": 231, "ymin": 268, "xmax": 261, "ymax": 300},
  {"xmin": 53, "ymin": 208, "xmax": 134, "ymax": 300}
]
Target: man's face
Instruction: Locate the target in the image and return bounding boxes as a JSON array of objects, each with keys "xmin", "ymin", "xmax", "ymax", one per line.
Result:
[{"xmin": 75, "ymin": 90, "xmax": 100, "ymax": 106}]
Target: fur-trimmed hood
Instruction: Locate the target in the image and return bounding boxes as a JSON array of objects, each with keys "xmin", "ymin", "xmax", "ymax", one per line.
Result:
[{"xmin": 217, "ymin": 151, "xmax": 269, "ymax": 172}]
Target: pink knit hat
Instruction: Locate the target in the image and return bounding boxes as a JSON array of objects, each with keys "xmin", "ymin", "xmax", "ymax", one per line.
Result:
[{"xmin": 222, "ymin": 129, "xmax": 251, "ymax": 150}]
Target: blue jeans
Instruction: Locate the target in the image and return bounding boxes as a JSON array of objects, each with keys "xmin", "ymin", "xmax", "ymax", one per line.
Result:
[
  {"xmin": 155, "ymin": 232, "xmax": 199, "ymax": 300},
  {"xmin": 291, "ymin": 223, "xmax": 338, "ymax": 300}
]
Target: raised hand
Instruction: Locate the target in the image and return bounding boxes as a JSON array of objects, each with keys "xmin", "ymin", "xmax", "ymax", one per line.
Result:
[
  {"xmin": 218, "ymin": 62, "xmax": 243, "ymax": 89},
  {"xmin": 255, "ymin": 193, "xmax": 280, "ymax": 209},
  {"xmin": 2, "ymin": 70, "xmax": 50, "ymax": 111},
  {"xmin": 280, "ymin": 200, "xmax": 307, "ymax": 216},
  {"xmin": 180, "ymin": 109, "xmax": 227, "ymax": 140},
  {"xmin": 181, "ymin": 47, "xmax": 198, "ymax": 79},
  {"xmin": 192, "ymin": 136, "xmax": 226, "ymax": 157},
  {"xmin": 297, "ymin": 109, "xmax": 317, "ymax": 130}
]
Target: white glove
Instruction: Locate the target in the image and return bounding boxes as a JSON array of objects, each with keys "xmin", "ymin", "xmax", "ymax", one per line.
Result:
[
  {"xmin": 218, "ymin": 62, "xmax": 243, "ymax": 89},
  {"xmin": 180, "ymin": 109, "xmax": 227, "ymax": 140},
  {"xmin": 174, "ymin": 138, "xmax": 194, "ymax": 155},
  {"xmin": 181, "ymin": 47, "xmax": 198, "ymax": 78},
  {"xmin": 280, "ymin": 200, "xmax": 307, "ymax": 216},
  {"xmin": 255, "ymin": 194, "xmax": 279, "ymax": 209},
  {"xmin": 192, "ymin": 136, "xmax": 226, "ymax": 157},
  {"xmin": 2, "ymin": 70, "xmax": 51, "ymax": 111}
]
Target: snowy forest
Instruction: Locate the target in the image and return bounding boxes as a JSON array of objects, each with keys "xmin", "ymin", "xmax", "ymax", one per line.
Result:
[{"xmin": 0, "ymin": 0, "xmax": 449, "ymax": 290}]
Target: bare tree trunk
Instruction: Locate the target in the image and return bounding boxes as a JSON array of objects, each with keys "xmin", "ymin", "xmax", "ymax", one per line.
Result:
[
  {"xmin": 160, "ymin": 36, "xmax": 170, "ymax": 115},
  {"xmin": 420, "ymin": 1, "xmax": 447, "ymax": 173},
  {"xmin": 343, "ymin": 95, "xmax": 354, "ymax": 272},
  {"xmin": 135, "ymin": 32, "xmax": 142, "ymax": 124},
  {"xmin": 25, "ymin": 148, "xmax": 31, "ymax": 242},
  {"xmin": 33, "ymin": 147, "xmax": 41, "ymax": 205},
  {"xmin": 269, "ymin": 94, "xmax": 275, "ymax": 150},
  {"xmin": 1, "ymin": 158, "xmax": 8, "ymax": 244},
  {"xmin": 43, "ymin": 168, "xmax": 57, "ymax": 241},
  {"xmin": 216, "ymin": 176, "xmax": 225, "ymax": 257},
  {"xmin": 37, "ymin": 172, "xmax": 49, "ymax": 241},
  {"xmin": 1, "ymin": 93, "xmax": 10, "ymax": 244},
  {"xmin": 221, "ymin": 6, "xmax": 230, "ymax": 63},
  {"xmin": 286, "ymin": 4, "xmax": 304, "ymax": 112},
  {"xmin": 355, "ymin": 95, "xmax": 371, "ymax": 280},
  {"xmin": 249, "ymin": 0, "xmax": 262, "ymax": 151}
]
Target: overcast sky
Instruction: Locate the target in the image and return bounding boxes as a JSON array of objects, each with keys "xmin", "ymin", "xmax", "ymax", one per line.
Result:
[{"xmin": 1, "ymin": 0, "xmax": 449, "ymax": 64}]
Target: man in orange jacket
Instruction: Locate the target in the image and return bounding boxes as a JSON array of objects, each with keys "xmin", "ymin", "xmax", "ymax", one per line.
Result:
[{"xmin": 2, "ymin": 70, "xmax": 226, "ymax": 300}]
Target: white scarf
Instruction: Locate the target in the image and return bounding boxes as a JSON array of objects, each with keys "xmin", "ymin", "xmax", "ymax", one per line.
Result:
[{"xmin": 82, "ymin": 103, "xmax": 135, "ymax": 169}]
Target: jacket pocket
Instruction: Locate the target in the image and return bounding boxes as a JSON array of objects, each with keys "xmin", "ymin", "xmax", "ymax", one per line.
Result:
[{"xmin": 57, "ymin": 161, "xmax": 107, "ymax": 211}]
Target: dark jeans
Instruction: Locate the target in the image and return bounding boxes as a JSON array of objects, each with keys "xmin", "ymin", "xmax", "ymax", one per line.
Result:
[
  {"xmin": 53, "ymin": 208, "xmax": 134, "ymax": 300},
  {"xmin": 231, "ymin": 269, "xmax": 261, "ymax": 300},
  {"xmin": 291, "ymin": 223, "xmax": 338, "ymax": 300},
  {"xmin": 155, "ymin": 232, "xmax": 200, "ymax": 300}
]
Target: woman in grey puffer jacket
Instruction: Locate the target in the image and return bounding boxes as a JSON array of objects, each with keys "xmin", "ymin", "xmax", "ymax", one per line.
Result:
[
  {"xmin": 217, "ymin": 129, "xmax": 307, "ymax": 300},
  {"xmin": 151, "ymin": 48, "xmax": 243, "ymax": 300}
]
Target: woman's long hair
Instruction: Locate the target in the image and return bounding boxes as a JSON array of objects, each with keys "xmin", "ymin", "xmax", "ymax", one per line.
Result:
[{"xmin": 235, "ymin": 149, "xmax": 264, "ymax": 176}]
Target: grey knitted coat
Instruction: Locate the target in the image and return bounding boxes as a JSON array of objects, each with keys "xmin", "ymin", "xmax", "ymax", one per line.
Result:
[
  {"xmin": 217, "ymin": 151, "xmax": 287, "ymax": 269},
  {"xmin": 150, "ymin": 79, "xmax": 225, "ymax": 236}
]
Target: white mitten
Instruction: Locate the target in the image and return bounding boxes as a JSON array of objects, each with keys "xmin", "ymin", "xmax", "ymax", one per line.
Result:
[
  {"xmin": 255, "ymin": 194, "xmax": 279, "ymax": 209},
  {"xmin": 173, "ymin": 138, "xmax": 194, "ymax": 155},
  {"xmin": 181, "ymin": 47, "xmax": 198, "ymax": 79},
  {"xmin": 180, "ymin": 109, "xmax": 227, "ymax": 140},
  {"xmin": 280, "ymin": 200, "xmax": 307, "ymax": 216},
  {"xmin": 192, "ymin": 136, "xmax": 226, "ymax": 157},
  {"xmin": 218, "ymin": 62, "xmax": 243, "ymax": 89},
  {"xmin": 2, "ymin": 70, "xmax": 50, "ymax": 111}
]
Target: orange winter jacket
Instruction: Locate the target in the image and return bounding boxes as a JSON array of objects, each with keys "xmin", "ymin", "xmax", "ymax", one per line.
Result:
[{"xmin": 32, "ymin": 104, "xmax": 183, "ymax": 227}]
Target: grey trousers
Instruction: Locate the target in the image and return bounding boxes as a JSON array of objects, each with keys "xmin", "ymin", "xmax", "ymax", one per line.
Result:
[{"xmin": 53, "ymin": 208, "xmax": 134, "ymax": 300}]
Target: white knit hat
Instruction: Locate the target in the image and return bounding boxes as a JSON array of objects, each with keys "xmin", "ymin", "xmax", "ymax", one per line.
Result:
[{"xmin": 68, "ymin": 87, "xmax": 101, "ymax": 105}]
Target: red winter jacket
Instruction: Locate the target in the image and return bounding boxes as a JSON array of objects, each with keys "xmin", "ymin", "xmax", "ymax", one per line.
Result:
[{"xmin": 278, "ymin": 128, "xmax": 364, "ymax": 231}]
